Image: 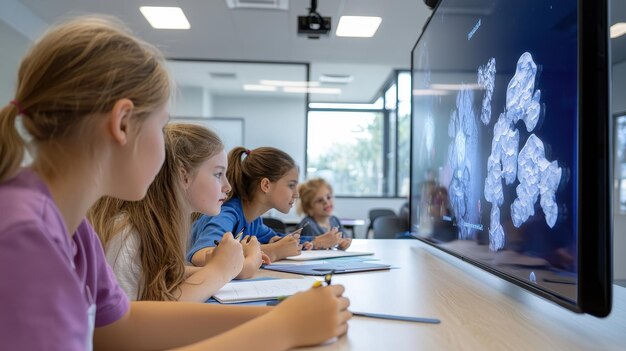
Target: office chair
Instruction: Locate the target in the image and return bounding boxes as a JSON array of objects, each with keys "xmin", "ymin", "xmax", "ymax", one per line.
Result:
[
  {"xmin": 262, "ymin": 217, "xmax": 287, "ymax": 234},
  {"xmin": 367, "ymin": 208, "xmax": 397, "ymax": 237},
  {"xmin": 372, "ymin": 215, "xmax": 410, "ymax": 239}
]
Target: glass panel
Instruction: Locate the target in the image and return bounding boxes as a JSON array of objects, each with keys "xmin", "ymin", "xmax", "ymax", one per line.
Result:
[
  {"xmin": 617, "ymin": 115, "xmax": 626, "ymax": 214},
  {"xmin": 397, "ymin": 72, "xmax": 412, "ymax": 197},
  {"xmin": 307, "ymin": 111, "xmax": 384, "ymax": 196}
]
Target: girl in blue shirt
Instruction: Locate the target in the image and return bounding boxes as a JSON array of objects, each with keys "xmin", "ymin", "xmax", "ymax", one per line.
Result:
[{"xmin": 189, "ymin": 147, "xmax": 339, "ymax": 264}]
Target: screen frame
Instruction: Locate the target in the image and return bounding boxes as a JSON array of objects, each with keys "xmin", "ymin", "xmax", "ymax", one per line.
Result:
[{"xmin": 408, "ymin": 0, "xmax": 612, "ymax": 317}]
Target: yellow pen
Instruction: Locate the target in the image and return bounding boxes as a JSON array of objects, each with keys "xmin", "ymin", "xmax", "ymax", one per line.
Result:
[{"xmin": 234, "ymin": 226, "xmax": 246, "ymax": 241}]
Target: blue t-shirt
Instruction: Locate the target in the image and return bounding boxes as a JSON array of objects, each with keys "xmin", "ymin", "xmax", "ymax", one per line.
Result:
[{"xmin": 187, "ymin": 197, "xmax": 312, "ymax": 261}]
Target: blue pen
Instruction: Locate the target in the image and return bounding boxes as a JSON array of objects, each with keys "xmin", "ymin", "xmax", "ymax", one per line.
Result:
[{"xmin": 352, "ymin": 311, "xmax": 440, "ymax": 324}]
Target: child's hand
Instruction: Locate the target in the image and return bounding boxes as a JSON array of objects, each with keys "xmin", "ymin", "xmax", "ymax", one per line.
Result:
[
  {"xmin": 263, "ymin": 234, "xmax": 302, "ymax": 261},
  {"xmin": 312, "ymin": 227, "xmax": 341, "ymax": 249},
  {"xmin": 237, "ymin": 236, "xmax": 264, "ymax": 279},
  {"xmin": 206, "ymin": 233, "xmax": 244, "ymax": 280},
  {"xmin": 261, "ymin": 251, "xmax": 272, "ymax": 265},
  {"xmin": 269, "ymin": 236, "xmax": 282, "ymax": 244},
  {"xmin": 270, "ymin": 285, "xmax": 351, "ymax": 347},
  {"xmin": 302, "ymin": 241, "xmax": 313, "ymax": 250},
  {"xmin": 337, "ymin": 238, "xmax": 352, "ymax": 250}
]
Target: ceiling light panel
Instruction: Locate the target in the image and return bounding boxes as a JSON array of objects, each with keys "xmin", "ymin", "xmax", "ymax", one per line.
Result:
[
  {"xmin": 336, "ymin": 16, "xmax": 382, "ymax": 38},
  {"xmin": 140, "ymin": 7, "xmax": 190, "ymax": 30}
]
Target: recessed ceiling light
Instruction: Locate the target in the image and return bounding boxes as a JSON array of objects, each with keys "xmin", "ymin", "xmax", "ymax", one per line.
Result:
[
  {"xmin": 611, "ymin": 23, "xmax": 626, "ymax": 39},
  {"xmin": 336, "ymin": 16, "xmax": 382, "ymax": 38},
  {"xmin": 243, "ymin": 84, "xmax": 277, "ymax": 91},
  {"xmin": 319, "ymin": 74, "xmax": 354, "ymax": 84},
  {"xmin": 283, "ymin": 87, "xmax": 342, "ymax": 94},
  {"xmin": 139, "ymin": 6, "xmax": 190, "ymax": 30},
  {"xmin": 259, "ymin": 80, "xmax": 320, "ymax": 87}
]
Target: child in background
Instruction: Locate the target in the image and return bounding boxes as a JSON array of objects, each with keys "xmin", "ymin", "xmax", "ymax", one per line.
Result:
[
  {"xmin": 189, "ymin": 147, "xmax": 341, "ymax": 265},
  {"xmin": 0, "ymin": 16, "xmax": 350, "ymax": 350},
  {"xmin": 297, "ymin": 178, "xmax": 352, "ymax": 250},
  {"xmin": 89, "ymin": 123, "xmax": 267, "ymax": 302}
]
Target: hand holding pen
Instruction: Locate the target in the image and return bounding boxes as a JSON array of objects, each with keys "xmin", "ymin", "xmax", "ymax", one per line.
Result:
[
  {"xmin": 265, "ymin": 270, "xmax": 351, "ymax": 347},
  {"xmin": 214, "ymin": 227, "xmax": 246, "ymax": 247},
  {"xmin": 269, "ymin": 227, "xmax": 304, "ymax": 244},
  {"xmin": 204, "ymin": 232, "xmax": 244, "ymax": 279}
]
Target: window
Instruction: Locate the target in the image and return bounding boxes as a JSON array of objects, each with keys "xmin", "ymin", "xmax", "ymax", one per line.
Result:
[
  {"xmin": 307, "ymin": 111, "xmax": 384, "ymax": 196},
  {"xmin": 616, "ymin": 114, "xmax": 626, "ymax": 214},
  {"xmin": 306, "ymin": 70, "xmax": 410, "ymax": 198}
]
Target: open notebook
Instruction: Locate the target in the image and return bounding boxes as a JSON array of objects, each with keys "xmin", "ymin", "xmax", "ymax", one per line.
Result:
[
  {"xmin": 285, "ymin": 250, "xmax": 374, "ymax": 261},
  {"xmin": 212, "ymin": 277, "xmax": 318, "ymax": 304}
]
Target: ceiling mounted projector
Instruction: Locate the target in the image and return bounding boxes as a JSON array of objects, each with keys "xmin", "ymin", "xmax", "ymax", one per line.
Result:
[{"xmin": 297, "ymin": 0, "xmax": 331, "ymax": 39}]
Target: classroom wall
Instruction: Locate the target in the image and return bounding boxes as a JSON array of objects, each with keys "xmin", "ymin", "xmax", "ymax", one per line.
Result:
[
  {"xmin": 613, "ymin": 60, "xmax": 626, "ymax": 280},
  {"xmin": 172, "ymin": 86, "xmax": 213, "ymax": 118},
  {"xmin": 0, "ymin": 22, "xmax": 30, "ymax": 104},
  {"xmin": 212, "ymin": 94, "xmax": 307, "ymax": 174}
]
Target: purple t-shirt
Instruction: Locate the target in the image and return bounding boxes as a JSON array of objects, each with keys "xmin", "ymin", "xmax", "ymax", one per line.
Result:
[{"xmin": 0, "ymin": 169, "xmax": 129, "ymax": 350}]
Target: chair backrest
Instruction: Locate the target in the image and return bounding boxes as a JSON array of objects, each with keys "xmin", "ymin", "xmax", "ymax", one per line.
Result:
[
  {"xmin": 372, "ymin": 215, "xmax": 409, "ymax": 239},
  {"xmin": 367, "ymin": 208, "xmax": 397, "ymax": 234},
  {"xmin": 398, "ymin": 201, "xmax": 410, "ymax": 224},
  {"xmin": 262, "ymin": 217, "xmax": 287, "ymax": 234}
]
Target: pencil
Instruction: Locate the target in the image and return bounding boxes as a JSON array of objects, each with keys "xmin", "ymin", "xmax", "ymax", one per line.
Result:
[
  {"xmin": 352, "ymin": 311, "xmax": 440, "ymax": 324},
  {"xmin": 234, "ymin": 227, "xmax": 246, "ymax": 241}
]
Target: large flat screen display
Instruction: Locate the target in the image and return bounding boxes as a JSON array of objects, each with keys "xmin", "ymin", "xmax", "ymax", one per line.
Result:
[{"xmin": 410, "ymin": 0, "xmax": 611, "ymax": 316}]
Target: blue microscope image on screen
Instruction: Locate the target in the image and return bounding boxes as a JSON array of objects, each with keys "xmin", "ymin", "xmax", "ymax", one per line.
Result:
[{"xmin": 411, "ymin": 0, "xmax": 577, "ymax": 300}]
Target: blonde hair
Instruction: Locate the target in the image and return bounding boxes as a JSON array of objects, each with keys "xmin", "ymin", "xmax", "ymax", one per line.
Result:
[
  {"xmin": 0, "ymin": 16, "xmax": 171, "ymax": 182},
  {"xmin": 297, "ymin": 178, "xmax": 333, "ymax": 216},
  {"xmin": 90, "ymin": 124, "xmax": 224, "ymax": 301},
  {"xmin": 227, "ymin": 146, "xmax": 296, "ymax": 203}
]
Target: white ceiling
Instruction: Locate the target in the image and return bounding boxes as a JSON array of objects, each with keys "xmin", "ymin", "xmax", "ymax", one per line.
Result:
[
  {"xmin": 2, "ymin": 0, "xmax": 625, "ymax": 102},
  {"xmin": 8, "ymin": 0, "xmax": 430, "ymax": 103}
]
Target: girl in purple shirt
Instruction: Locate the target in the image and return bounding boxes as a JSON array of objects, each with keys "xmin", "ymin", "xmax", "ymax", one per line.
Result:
[{"xmin": 0, "ymin": 16, "xmax": 350, "ymax": 351}]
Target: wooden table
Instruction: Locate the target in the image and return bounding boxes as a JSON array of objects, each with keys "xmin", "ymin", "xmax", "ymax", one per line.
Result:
[{"xmin": 262, "ymin": 239, "xmax": 626, "ymax": 350}]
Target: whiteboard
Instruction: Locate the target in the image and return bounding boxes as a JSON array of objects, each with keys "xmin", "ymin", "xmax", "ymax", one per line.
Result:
[{"xmin": 171, "ymin": 117, "xmax": 244, "ymax": 153}]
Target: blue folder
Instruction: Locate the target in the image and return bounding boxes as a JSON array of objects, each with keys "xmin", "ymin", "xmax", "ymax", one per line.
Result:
[{"xmin": 262, "ymin": 261, "xmax": 391, "ymax": 276}]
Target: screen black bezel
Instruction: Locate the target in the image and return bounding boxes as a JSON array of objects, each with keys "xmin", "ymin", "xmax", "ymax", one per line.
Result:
[{"xmin": 408, "ymin": 0, "xmax": 612, "ymax": 317}]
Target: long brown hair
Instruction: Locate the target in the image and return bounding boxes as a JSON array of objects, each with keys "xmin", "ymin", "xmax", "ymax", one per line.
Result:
[
  {"xmin": 297, "ymin": 178, "xmax": 333, "ymax": 216},
  {"xmin": 0, "ymin": 16, "xmax": 171, "ymax": 182},
  {"xmin": 90, "ymin": 124, "xmax": 224, "ymax": 301},
  {"xmin": 226, "ymin": 146, "xmax": 296, "ymax": 203}
]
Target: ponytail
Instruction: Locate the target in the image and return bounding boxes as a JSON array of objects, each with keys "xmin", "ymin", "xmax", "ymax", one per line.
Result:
[
  {"xmin": 226, "ymin": 146, "xmax": 296, "ymax": 203},
  {"xmin": 0, "ymin": 103, "xmax": 25, "ymax": 182},
  {"xmin": 226, "ymin": 147, "xmax": 249, "ymax": 201}
]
